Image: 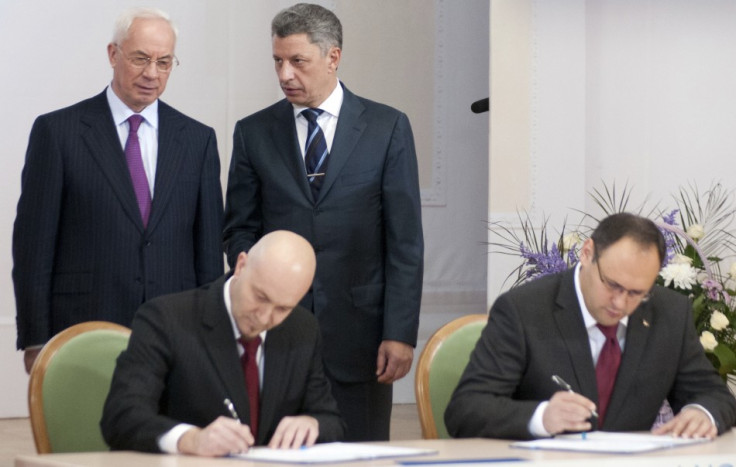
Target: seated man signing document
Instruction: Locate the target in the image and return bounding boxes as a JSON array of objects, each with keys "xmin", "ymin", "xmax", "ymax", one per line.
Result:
[
  {"xmin": 101, "ymin": 231, "xmax": 345, "ymax": 456},
  {"xmin": 445, "ymin": 213, "xmax": 736, "ymax": 440}
]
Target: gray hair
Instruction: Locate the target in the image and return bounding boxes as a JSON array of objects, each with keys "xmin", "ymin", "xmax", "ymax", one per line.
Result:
[
  {"xmin": 111, "ymin": 7, "xmax": 178, "ymax": 45},
  {"xmin": 271, "ymin": 3, "xmax": 342, "ymax": 55}
]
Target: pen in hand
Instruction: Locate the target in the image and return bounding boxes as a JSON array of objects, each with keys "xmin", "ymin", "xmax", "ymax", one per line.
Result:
[
  {"xmin": 551, "ymin": 375, "xmax": 599, "ymax": 419},
  {"xmin": 224, "ymin": 398, "xmax": 241, "ymax": 423}
]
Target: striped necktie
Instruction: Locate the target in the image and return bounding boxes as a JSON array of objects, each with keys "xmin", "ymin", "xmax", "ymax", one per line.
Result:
[{"xmin": 301, "ymin": 108, "xmax": 329, "ymax": 200}]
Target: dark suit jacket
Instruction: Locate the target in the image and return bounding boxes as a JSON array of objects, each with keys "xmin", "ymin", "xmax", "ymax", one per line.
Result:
[
  {"xmin": 101, "ymin": 275, "xmax": 345, "ymax": 452},
  {"xmin": 13, "ymin": 90, "xmax": 224, "ymax": 349},
  {"xmin": 445, "ymin": 269, "xmax": 736, "ymax": 440},
  {"xmin": 223, "ymin": 84, "xmax": 423, "ymax": 382}
]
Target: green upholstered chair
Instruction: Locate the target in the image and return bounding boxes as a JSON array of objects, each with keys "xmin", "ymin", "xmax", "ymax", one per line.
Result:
[
  {"xmin": 415, "ymin": 314, "xmax": 487, "ymax": 439},
  {"xmin": 28, "ymin": 321, "xmax": 131, "ymax": 453}
]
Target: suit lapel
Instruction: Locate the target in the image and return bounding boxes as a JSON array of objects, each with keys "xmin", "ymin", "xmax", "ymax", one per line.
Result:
[
  {"xmin": 147, "ymin": 101, "xmax": 187, "ymax": 233},
  {"xmin": 553, "ymin": 271, "xmax": 599, "ymax": 402},
  {"xmin": 316, "ymin": 86, "xmax": 366, "ymax": 203},
  {"xmin": 81, "ymin": 91, "xmax": 144, "ymax": 232},
  {"xmin": 200, "ymin": 277, "xmax": 250, "ymax": 425},
  {"xmin": 258, "ymin": 323, "xmax": 292, "ymax": 445},
  {"xmin": 271, "ymin": 101, "xmax": 313, "ymax": 201},
  {"xmin": 604, "ymin": 304, "xmax": 653, "ymax": 427}
]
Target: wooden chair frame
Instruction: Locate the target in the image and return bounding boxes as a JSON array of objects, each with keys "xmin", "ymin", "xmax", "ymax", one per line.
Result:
[
  {"xmin": 415, "ymin": 313, "xmax": 487, "ymax": 439},
  {"xmin": 28, "ymin": 321, "xmax": 131, "ymax": 453}
]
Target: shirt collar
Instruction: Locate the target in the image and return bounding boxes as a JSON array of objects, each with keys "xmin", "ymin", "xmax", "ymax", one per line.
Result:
[
  {"xmin": 573, "ymin": 262, "xmax": 628, "ymax": 331},
  {"xmin": 106, "ymin": 85, "xmax": 159, "ymax": 129},
  {"xmin": 223, "ymin": 276, "xmax": 267, "ymax": 343},
  {"xmin": 291, "ymin": 79, "xmax": 343, "ymax": 119}
]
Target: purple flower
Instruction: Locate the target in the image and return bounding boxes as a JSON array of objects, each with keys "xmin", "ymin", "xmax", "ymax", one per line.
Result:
[
  {"xmin": 702, "ymin": 278, "xmax": 723, "ymax": 301},
  {"xmin": 660, "ymin": 209, "xmax": 679, "ymax": 266},
  {"xmin": 519, "ymin": 242, "xmax": 570, "ymax": 281}
]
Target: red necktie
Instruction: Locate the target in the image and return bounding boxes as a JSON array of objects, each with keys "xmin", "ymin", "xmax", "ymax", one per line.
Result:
[
  {"xmin": 595, "ymin": 324, "xmax": 621, "ymax": 426},
  {"xmin": 240, "ymin": 336, "xmax": 261, "ymax": 437},
  {"xmin": 124, "ymin": 114, "xmax": 152, "ymax": 227}
]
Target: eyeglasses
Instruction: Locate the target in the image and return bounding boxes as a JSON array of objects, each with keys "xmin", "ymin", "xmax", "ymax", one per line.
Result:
[
  {"xmin": 595, "ymin": 258, "xmax": 653, "ymax": 303},
  {"xmin": 116, "ymin": 45, "xmax": 179, "ymax": 73}
]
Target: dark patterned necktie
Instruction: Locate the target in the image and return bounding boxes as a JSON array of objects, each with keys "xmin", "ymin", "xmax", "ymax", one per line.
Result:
[
  {"xmin": 124, "ymin": 114, "xmax": 151, "ymax": 227},
  {"xmin": 240, "ymin": 336, "xmax": 261, "ymax": 437},
  {"xmin": 596, "ymin": 324, "xmax": 621, "ymax": 426},
  {"xmin": 301, "ymin": 108, "xmax": 329, "ymax": 200}
]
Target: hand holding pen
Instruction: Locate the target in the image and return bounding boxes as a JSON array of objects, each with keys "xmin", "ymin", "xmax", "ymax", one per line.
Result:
[{"xmin": 541, "ymin": 375, "xmax": 598, "ymax": 436}]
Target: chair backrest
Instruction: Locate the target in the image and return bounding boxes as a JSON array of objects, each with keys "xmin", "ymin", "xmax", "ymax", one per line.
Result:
[
  {"xmin": 28, "ymin": 321, "xmax": 131, "ymax": 453},
  {"xmin": 415, "ymin": 314, "xmax": 487, "ymax": 439}
]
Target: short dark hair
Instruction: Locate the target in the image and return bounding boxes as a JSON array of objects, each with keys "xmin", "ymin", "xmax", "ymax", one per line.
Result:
[
  {"xmin": 590, "ymin": 212, "xmax": 666, "ymax": 264},
  {"xmin": 271, "ymin": 3, "xmax": 342, "ymax": 55}
]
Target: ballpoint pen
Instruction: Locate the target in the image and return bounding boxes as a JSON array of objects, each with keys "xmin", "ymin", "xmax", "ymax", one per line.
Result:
[
  {"xmin": 223, "ymin": 398, "xmax": 241, "ymax": 423},
  {"xmin": 551, "ymin": 375, "xmax": 599, "ymax": 419}
]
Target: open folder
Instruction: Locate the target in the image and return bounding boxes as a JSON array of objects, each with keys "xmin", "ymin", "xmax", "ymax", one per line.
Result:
[
  {"xmin": 510, "ymin": 431, "xmax": 710, "ymax": 454},
  {"xmin": 234, "ymin": 442, "xmax": 437, "ymax": 464}
]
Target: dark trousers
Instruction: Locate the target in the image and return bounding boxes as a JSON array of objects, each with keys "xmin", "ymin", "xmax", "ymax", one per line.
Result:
[{"xmin": 326, "ymin": 374, "xmax": 393, "ymax": 441}]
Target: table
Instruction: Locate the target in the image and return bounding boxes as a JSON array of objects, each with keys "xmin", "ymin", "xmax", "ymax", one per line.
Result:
[{"xmin": 15, "ymin": 430, "xmax": 736, "ymax": 466}]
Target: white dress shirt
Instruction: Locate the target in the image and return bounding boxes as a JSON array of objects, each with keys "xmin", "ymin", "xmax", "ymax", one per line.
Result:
[
  {"xmin": 291, "ymin": 79, "xmax": 343, "ymax": 158},
  {"xmin": 106, "ymin": 85, "xmax": 158, "ymax": 196}
]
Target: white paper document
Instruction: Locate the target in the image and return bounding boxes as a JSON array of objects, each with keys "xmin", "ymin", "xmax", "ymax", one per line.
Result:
[
  {"xmin": 511, "ymin": 431, "xmax": 711, "ymax": 454},
  {"xmin": 234, "ymin": 442, "xmax": 437, "ymax": 464}
]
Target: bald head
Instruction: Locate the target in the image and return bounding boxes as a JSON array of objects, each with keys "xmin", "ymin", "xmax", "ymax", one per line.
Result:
[{"xmin": 230, "ymin": 231, "xmax": 316, "ymax": 339}]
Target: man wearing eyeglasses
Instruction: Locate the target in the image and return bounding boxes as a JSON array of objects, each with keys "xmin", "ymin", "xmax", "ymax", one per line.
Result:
[
  {"xmin": 446, "ymin": 213, "xmax": 736, "ymax": 440},
  {"xmin": 13, "ymin": 7, "xmax": 223, "ymax": 373}
]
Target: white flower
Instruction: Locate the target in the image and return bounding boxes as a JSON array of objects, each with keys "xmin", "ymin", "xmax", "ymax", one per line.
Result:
[
  {"xmin": 710, "ymin": 311, "xmax": 730, "ymax": 331},
  {"xmin": 561, "ymin": 232, "xmax": 582, "ymax": 253},
  {"xmin": 671, "ymin": 254, "xmax": 693, "ymax": 265},
  {"xmin": 686, "ymin": 224, "xmax": 705, "ymax": 241},
  {"xmin": 659, "ymin": 263, "xmax": 698, "ymax": 290},
  {"xmin": 729, "ymin": 262, "xmax": 736, "ymax": 279},
  {"xmin": 700, "ymin": 331, "xmax": 718, "ymax": 352}
]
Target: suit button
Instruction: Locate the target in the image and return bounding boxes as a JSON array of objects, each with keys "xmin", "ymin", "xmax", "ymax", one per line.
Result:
[{"xmin": 144, "ymin": 241, "xmax": 152, "ymax": 247}]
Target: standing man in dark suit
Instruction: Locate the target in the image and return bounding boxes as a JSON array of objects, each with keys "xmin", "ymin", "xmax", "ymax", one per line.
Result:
[
  {"xmin": 13, "ymin": 7, "xmax": 224, "ymax": 373},
  {"xmin": 101, "ymin": 230, "xmax": 344, "ymax": 456},
  {"xmin": 223, "ymin": 3, "xmax": 424, "ymax": 441},
  {"xmin": 446, "ymin": 213, "xmax": 736, "ymax": 440}
]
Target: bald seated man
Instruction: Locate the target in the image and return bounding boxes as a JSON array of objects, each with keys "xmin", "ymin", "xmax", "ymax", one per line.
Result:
[{"xmin": 102, "ymin": 230, "xmax": 345, "ymax": 456}]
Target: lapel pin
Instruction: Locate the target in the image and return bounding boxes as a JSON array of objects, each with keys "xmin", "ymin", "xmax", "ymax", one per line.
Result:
[{"xmin": 642, "ymin": 319, "xmax": 650, "ymax": 328}]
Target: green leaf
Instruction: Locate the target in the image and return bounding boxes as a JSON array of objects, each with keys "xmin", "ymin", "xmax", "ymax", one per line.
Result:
[{"xmin": 713, "ymin": 344, "xmax": 736, "ymax": 376}]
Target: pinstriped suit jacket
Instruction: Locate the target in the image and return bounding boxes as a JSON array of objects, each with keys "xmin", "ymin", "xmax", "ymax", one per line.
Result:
[
  {"xmin": 13, "ymin": 90, "xmax": 224, "ymax": 349},
  {"xmin": 100, "ymin": 275, "xmax": 345, "ymax": 451}
]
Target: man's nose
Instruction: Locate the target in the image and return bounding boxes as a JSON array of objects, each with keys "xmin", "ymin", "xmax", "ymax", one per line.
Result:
[
  {"xmin": 278, "ymin": 62, "xmax": 294, "ymax": 82},
  {"xmin": 142, "ymin": 61, "xmax": 160, "ymax": 78}
]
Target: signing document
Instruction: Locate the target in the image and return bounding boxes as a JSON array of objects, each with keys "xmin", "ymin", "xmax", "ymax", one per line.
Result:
[
  {"xmin": 511, "ymin": 431, "xmax": 710, "ymax": 454},
  {"xmin": 235, "ymin": 442, "xmax": 436, "ymax": 464}
]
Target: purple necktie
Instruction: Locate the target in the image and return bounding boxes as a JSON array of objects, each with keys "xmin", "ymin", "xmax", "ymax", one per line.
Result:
[
  {"xmin": 124, "ymin": 115, "xmax": 151, "ymax": 227},
  {"xmin": 596, "ymin": 324, "xmax": 621, "ymax": 426}
]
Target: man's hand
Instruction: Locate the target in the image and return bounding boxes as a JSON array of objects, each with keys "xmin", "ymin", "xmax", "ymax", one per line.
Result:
[
  {"xmin": 177, "ymin": 416, "xmax": 254, "ymax": 457},
  {"xmin": 376, "ymin": 340, "xmax": 413, "ymax": 384},
  {"xmin": 652, "ymin": 407, "xmax": 717, "ymax": 439},
  {"xmin": 542, "ymin": 391, "xmax": 596, "ymax": 435},
  {"xmin": 24, "ymin": 348, "xmax": 42, "ymax": 374},
  {"xmin": 268, "ymin": 416, "xmax": 319, "ymax": 449}
]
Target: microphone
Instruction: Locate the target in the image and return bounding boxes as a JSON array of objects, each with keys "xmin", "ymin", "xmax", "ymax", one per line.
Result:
[{"xmin": 470, "ymin": 97, "xmax": 489, "ymax": 114}]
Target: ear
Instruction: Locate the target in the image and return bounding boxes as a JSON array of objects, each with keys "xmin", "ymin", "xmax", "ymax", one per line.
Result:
[
  {"xmin": 580, "ymin": 238, "xmax": 595, "ymax": 264},
  {"xmin": 233, "ymin": 251, "xmax": 248, "ymax": 276},
  {"xmin": 327, "ymin": 46, "xmax": 341, "ymax": 73},
  {"xmin": 107, "ymin": 43, "xmax": 118, "ymax": 68}
]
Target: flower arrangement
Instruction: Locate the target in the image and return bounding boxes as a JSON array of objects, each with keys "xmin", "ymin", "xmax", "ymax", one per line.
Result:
[{"xmin": 488, "ymin": 182, "xmax": 736, "ymax": 382}]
